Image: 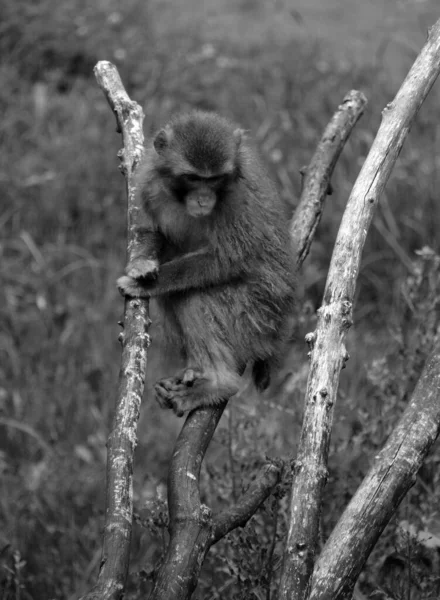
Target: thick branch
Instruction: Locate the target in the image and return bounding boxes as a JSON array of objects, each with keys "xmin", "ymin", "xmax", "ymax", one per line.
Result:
[
  {"xmin": 80, "ymin": 61, "xmax": 149, "ymax": 600},
  {"xmin": 150, "ymin": 407, "xmax": 283, "ymax": 600},
  {"xmin": 292, "ymin": 90, "xmax": 367, "ymax": 267},
  {"xmin": 149, "ymin": 406, "xmax": 225, "ymax": 600},
  {"xmin": 309, "ymin": 343, "xmax": 440, "ymax": 599},
  {"xmin": 278, "ymin": 19, "xmax": 440, "ymax": 600}
]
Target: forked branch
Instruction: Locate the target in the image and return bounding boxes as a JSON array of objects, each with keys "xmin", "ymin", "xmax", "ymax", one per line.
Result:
[
  {"xmin": 309, "ymin": 342, "xmax": 440, "ymax": 599},
  {"xmin": 278, "ymin": 17, "xmax": 440, "ymax": 600}
]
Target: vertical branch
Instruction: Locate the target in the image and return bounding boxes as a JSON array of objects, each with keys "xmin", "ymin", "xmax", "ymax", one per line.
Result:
[
  {"xmin": 150, "ymin": 406, "xmax": 225, "ymax": 600},
  {"xmin": 80, "ymin": 61, "xmax": 149, "ymax": 600},
  {"xmin": 278, "ymin": 18, "xmax": 440, "ymax": 600}
]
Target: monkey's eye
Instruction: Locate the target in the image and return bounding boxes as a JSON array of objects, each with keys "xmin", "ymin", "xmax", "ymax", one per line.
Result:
[
  {"xmin": 183, "ymin": 173, "xmax": 202, "ymax": 183},
  {"xmin": 207, "ymin": 175, "xmax": 225, "ymax": 185}
]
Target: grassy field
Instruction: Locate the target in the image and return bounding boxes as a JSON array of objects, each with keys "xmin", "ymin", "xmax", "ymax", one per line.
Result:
[{"xmin": 1, "ymin": 0, "xmax": 440, "ymax": 598}]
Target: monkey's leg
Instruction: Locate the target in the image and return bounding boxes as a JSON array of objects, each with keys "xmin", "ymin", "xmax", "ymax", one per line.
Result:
[{"xmin": 154, "ymin": 364, "xmax": 242, "ymax": 417}]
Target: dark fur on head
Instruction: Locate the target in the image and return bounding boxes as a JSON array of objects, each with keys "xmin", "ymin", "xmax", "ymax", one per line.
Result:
[{"xmin": 155, "ymin": 111, "xmax": 242, "ymax": 174}]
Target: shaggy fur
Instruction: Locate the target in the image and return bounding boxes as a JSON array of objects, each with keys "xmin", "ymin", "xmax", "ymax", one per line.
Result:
[{"xmin": 118, "ymin": 112, "xmax": 296, "ymax": 415}]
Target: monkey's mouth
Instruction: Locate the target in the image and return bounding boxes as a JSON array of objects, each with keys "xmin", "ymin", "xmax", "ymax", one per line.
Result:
[
  {"xmin": 186, "ymin": 194, "xmax": 216, "ymax": 218},
  {"xmin": 187, "ymin": 206, "xmax": 213, "ymax": 218}
]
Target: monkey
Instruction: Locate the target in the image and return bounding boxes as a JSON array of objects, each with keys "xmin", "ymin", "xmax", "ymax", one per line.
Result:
[{"xmin": 117, "ymin": 111, "xmax": 296, "ymax": 416}]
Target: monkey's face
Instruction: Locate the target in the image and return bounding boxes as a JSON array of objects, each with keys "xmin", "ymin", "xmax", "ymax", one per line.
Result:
[
  {"xmin": 152, "ymin": 111, "xmax": 243, "ymax": 219},
  {"xmin": 178, "ymin": 173, "xmax": 226, "ymax": 218}
]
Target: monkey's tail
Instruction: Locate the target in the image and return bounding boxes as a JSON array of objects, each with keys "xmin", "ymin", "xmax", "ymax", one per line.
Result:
[{"xmin": 252, "ymin": 359, "xmax": 271, "ymax": 391}]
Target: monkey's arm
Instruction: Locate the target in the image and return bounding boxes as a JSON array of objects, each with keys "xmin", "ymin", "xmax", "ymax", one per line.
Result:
[
  {"xmin": 125, "ymin": 225, "xmax": 163, "ymax": 279},
  {"xmin": 118, "ymin": 247, "xmax": 246, "ymax": 298},
  {"xmin": 153, "ymin": 249, "xmax": 242, "ymax": 295}
]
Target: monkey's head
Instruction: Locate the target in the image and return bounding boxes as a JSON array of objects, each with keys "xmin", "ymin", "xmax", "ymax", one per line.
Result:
[{"xmin": 153, "ymin": 112, "xmax": 244, "ymax": 218}]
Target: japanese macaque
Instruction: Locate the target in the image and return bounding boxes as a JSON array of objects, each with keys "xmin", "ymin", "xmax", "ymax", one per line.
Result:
[{"xmin": 117, "ymin": 111, "xmax": 296, "ymax": 416}]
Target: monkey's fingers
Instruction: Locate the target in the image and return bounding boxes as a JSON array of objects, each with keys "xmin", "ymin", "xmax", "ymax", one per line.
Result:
[
  {"xmin": 155, "ymin": 376, "xmax": 183, "ymax": 391},
  {"xmin": 126, "ymin": 257, "xmax": 159, "ymax": 280},
  {"xmin": 154, "ymin": 381, "xmax": 189, "ymax": 417},
  {"xmin": 173, "ymin": 406, "xmax": 185, "ymax": 418},
  {"xmin": 117, "ymin": 275, "xmax": 151, "ymax": 298}
]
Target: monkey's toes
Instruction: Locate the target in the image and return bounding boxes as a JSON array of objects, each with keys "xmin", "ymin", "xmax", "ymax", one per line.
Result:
[
  {"xmin": 155, "ymin": 376, "xmax": 182, "ymax": 392},
  {"xmin": 181, "ymin": 367, "xmax": 204, "ymax": 386},
  {"xmin": 154, "ymin": 382, "xmax": 174, "ymax": 409},
  {"xmin": 154, "ymin": 382, "xmax": 188, "ymax": 417}
]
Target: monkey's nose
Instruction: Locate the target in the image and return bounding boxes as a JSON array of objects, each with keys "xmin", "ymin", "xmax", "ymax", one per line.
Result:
[{"xmin": 198, "ymin": 196, "xmax": 210, "ymax": 207}]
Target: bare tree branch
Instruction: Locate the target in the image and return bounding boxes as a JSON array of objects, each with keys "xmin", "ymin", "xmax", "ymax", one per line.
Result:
[
  {"xmin": 150, "ymin": 406, "xmax": 225, "ymax": 600},
  {"xmin": 80, "ymin": 61, "xmax": 149, "ymax": 600},
  {"xmin": 309, "ymin": 342, "xmax": 440, "ymax": 599},
  {"xmin": 211, "ymin": 460, "xmax": 283, "ymax": 544},
  {"xmin": 277, "ymin": 18, "xmax": 440, "ymax": 600},
  {"xmin": 150, "ymin": 407, "xmax": 283, "ymax": 600},
  {"xmin": 292, "ymin": 90, "xmax": 367, "ymax": 267}
]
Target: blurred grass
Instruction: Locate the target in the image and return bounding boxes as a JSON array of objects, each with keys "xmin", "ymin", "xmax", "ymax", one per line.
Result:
[{"xmin": 1, "ymin": 0, "xmax": 440, "ymax": 597}]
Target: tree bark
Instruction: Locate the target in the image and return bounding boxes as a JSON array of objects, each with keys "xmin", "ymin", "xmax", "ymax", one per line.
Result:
[
  {"xmin": 292, "ymin": 90, "xmax": 367, "ymax": 268},
  {"xmin": 79, "ymin": 61, "xmax": 150, "ymax": 600},
  {"xmin": 149, "ymin": 405, "xmax": 283, "ymax": 600},
  {"xmin": 277, "ymin": 17, "xmax": 440, "ymax": 600}
]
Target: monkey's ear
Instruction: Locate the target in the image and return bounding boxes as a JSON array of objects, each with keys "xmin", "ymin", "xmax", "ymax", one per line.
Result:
[
  {"xmin": 153, "ymin": 126, "xmax": 173, "ymax": 154},
  {"xmin": 233, "ymin": 128, "xmax": 245, "ymax": 147}
]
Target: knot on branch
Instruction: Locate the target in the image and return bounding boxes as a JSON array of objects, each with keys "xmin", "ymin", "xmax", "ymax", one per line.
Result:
[
  {"xmin": 305, "ymin": 332, "xmax": 316, "ymax": 356},
  {"xmin": 200, "ymin": 504, "xmax": 212, "ymax": 525},
  {"xmin": 341, "ymin": 345, "xmax": 350, "ymax": 369}
]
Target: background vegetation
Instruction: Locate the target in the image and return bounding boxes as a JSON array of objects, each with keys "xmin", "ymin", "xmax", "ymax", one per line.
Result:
[{"xmin": 1, "ymin": 0, "xmax": 440, "ymax": 598}]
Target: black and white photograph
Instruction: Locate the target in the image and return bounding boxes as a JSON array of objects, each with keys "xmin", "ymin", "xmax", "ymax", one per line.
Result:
[{"xmin": 1, "ymin": 1, "xmax": 440, "ymax": 598}]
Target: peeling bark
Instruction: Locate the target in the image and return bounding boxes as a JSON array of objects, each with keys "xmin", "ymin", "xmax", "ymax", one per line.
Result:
[
  {"xmin": 278, "ymin": 18, "xmax": 440, "ymax": 600},
  {"xmin": 79, "ymin": 61, "xmax": 150, "ymax": 600}
]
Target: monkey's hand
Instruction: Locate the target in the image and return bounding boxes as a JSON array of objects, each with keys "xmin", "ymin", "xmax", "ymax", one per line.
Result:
[
  {"xmin": 126, "ymin": 257, "xmax": 159, "ymax": 280},
  {"xmin": 117, "ymin": 275, "xmax": 153, "ymax": 298}
]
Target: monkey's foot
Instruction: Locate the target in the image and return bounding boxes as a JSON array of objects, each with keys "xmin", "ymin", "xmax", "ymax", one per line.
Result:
[
  {"xmin": 126, "ymin": 257, "xmax": 159, "ymax": 280},
  {"xmin": 117, "ymin": 275, "xmax": 151, "ymax": 298},
  {"xmin": 154, "ymin": 368, "xmax": 222, "ymax": 417}
]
